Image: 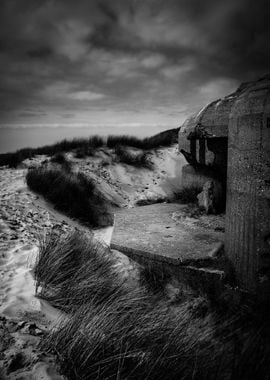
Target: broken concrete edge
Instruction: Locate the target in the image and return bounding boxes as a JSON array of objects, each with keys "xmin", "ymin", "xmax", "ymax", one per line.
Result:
[
  {"xmin": 111, "ymin": 242, "xmax": 267, "ymax": 306},
  {"xmin": 111, "ymin": 242, "xmax": 225, "ymax": 268},
  {"xmin": 111, "ymin": 242, "xmax": 230, "ymax": 296}
]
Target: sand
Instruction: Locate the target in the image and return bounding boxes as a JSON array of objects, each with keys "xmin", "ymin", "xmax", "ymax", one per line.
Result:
[
  {"xmin": 73, "ymin": 144, "xmax": 186, "ymax": 207},
  {"xmin": 0, "ymin": 145, "xmax": 185, "ymax": 378},
  {"xmin": 0, "ymin": 169, "xmax": 71, "ymax": 378}
]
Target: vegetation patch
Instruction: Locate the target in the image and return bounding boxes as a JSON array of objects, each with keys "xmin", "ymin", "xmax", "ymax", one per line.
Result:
[
  {"xmin": 139, "ymin": 261, "xmax": 172, "ymax": 295},
  {"xmin": 35, "ymin": 231, "xmax": 125, "ymax": 312},
  {"xmin": 50, "ymin": 152, "xmax": 72, "ymax": 171},
  {"xmin": 107, "ymin": 127, "xmax": 179, "ymax": 150},
  {"xmin": 174, "ymin": 185, "xmax": 202, "ymax": 204},
  {"xmin": 0, "ymin": 136, "xmax": 105, "ymax": 168},
  {"xmin": 35, "ymin": 230, "xmax": 270, "ymax": 380},
  {"xmin": 114, "ymin": 145, "xmax": 153, "ymax": 169},
  {"xmin": 74, "ymin": 146, "xmax": 95, "ymax": 158},
  {"xmin": 0, "ymin": 129, "xmax": 178, "ymax": 168},
  {"xmin": 26, "ymin": 167, "xmax": 113, "ymax": 227}
]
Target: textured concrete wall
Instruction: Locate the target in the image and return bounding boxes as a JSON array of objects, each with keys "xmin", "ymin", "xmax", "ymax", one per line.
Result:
[{"xmin": 225, "ymin": 81, "xmax": 270, "ymax": 293}]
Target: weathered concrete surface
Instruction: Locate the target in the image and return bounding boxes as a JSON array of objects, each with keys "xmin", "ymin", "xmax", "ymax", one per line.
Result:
[
  {"xmin": 226, "ymin": 76, "xmax": 270, "ymax": 293},
  {"xmin": 111, "ymin": 203, "xmax": 224, "ymax": 266}
]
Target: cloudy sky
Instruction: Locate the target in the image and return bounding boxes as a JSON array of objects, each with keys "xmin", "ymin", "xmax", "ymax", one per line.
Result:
[{"xmin": 0, "ymin": 0, "xmax": 269, "ymax": 131}]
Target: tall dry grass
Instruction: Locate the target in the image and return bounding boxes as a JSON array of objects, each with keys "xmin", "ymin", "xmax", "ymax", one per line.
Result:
[
  {"xmin": 107, "ymin": 128, "xmax": 179, "ymax": 150},
  {"xmin": 0, "ymin": 128, "xmax": 178, "ymax": 168},
  {"xmin": 36, "ymin": 231, "xmax": 270, "ymax": 380},
  {"xmin": 0, "ymin": 135, "xmax": 105, "ymax": 167},
  {"xmin": 35, "ymin": 231, "xmax": 126, "ymax": 312}
]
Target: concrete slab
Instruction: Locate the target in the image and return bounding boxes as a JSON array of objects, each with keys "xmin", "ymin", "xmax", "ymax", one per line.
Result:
[{"xmin": 111, "ymin": 203, "xmax": 224, "ymax": 266}]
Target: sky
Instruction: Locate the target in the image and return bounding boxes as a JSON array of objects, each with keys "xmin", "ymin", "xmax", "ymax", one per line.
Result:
[{"xmin": 0, "ymin": 0, "xmax": 269, "ymax": 140}]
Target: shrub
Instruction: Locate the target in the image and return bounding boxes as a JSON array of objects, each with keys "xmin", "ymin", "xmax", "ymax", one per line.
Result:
[
  {"xmin": 26, "ymin": 167, "xmax": 113, "ymax": 227},
  {"xmin": 174, "ymin": 185, "xmax": 202, "ymax": 204},
  {"xmin": 114, "ymin": 145, "xmax": 152, "ymax": 169}
]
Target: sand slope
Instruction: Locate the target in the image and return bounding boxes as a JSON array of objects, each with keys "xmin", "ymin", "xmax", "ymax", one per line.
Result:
[
  {"xmin": 74, "ymin": 144, "xmax": 186, "ymax": 207},
  {"xmin": 0, "ymin": 145, "xmax": 185, "ymax": 378},
  {"xmin": 0, "ymin": 169, "xmax": 70, "ymax": 379}
]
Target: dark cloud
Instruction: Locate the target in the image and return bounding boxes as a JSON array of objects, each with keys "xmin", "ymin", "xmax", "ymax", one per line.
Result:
[{"xmin": 0, "ymin": 0, "xmax": 269, "ymax": 127}]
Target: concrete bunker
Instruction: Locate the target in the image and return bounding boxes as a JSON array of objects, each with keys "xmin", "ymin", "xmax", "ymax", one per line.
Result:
[
  {"xmin": 179, "ymin": 76, "xmax": 270, "ymax": 293},
  {"xmin": 179, "ymin": 88, "xmax": 236, "ymax": 213}
]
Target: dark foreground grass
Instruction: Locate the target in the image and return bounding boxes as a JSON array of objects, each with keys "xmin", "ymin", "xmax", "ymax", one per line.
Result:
[
  {"xmin": 26, "ymin": 167, "xmax": 113, "ymax": 227},
  {"xmin": 139, "ymin": 260, "xmax": 172, "ymax": 295},
  {"xmin": 36, "ymin": 230, "xmax": 270, "ymax": 380},
  {"xmin": 44, "ymin": 296, "xmax": 229, "ymax": 380},
  {"xmin": 114, "ymin": 145, "xmax": 153, "ymax": 169}
]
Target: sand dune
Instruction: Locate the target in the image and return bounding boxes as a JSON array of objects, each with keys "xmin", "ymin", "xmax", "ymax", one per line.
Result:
[{"xmin": 0, "ymin": 145, "xmax": 185, "ymax": 377}]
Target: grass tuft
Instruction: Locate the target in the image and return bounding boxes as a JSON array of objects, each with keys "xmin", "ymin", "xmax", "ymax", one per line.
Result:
[
  {"xmin": 26, "ymin": 167, "xmax": 113, "ymax": 227},
  {"xmin": 0, "ymin": 129, "xmax": 178, "ymax": 168},
  {"xmin": 114, "ymin": 145, "xmax": 153, "ymax": 169},
  {"xmin": 37, "ymin": 231, "xmax": 270, "ymax": 380},
  {"xmin": 35, "ymin": 230, "xmax": 124, "ymax": 312},
  {"xmin": 0, "ymin": 136, "xmax": 105, "ymax": 168},
  {"xmin": 174, "ymin": 185, "xmax": 202, "ymax": 204},
  {"xmin": 139, "ymin": 261, "xmax": 172, "ymax": 295},
  {"xmin": 50, "ymin": 152, "xmax": 72, "ymax": 171},
  {"xmin": 107, "ymin": 128, "xmax": 179, "ymax": 150}
]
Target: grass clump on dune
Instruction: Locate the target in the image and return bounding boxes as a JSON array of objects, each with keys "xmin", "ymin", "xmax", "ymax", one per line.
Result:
[
  {"xmin": 107, "ymin": 127, "xmax": 179, "ymax": 150},
  {"xmin": 50, "ymin": 152, "xmax": 72, "ymax": 171},
  {"xmin": 0, "ymin": 129, "xmax": 178, "ymax": 168},
  {"xmin": 26, "ymin": 167, "xmax": 113, "ymax": 227},
  {"xmin": 139, "ymin": 261, "xmax": 172, "ymax": 295},
  {"xmin": 0, "ymin": 135, "xmax": 105, "ymax": 168},
  {"xmin": 43, "ymin": 296, "xmax": 227, "ymax": 380},
  {"xmin": 114, "ymin": 145, "xmax": 153, "ymax": 169},
  {"xmin": 37, "ymin": 231, "xmax": 222, "ymax": 380},
  {"xmin": 35, "ymin": 230, "xmax": 124, "ymax": 312}
]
